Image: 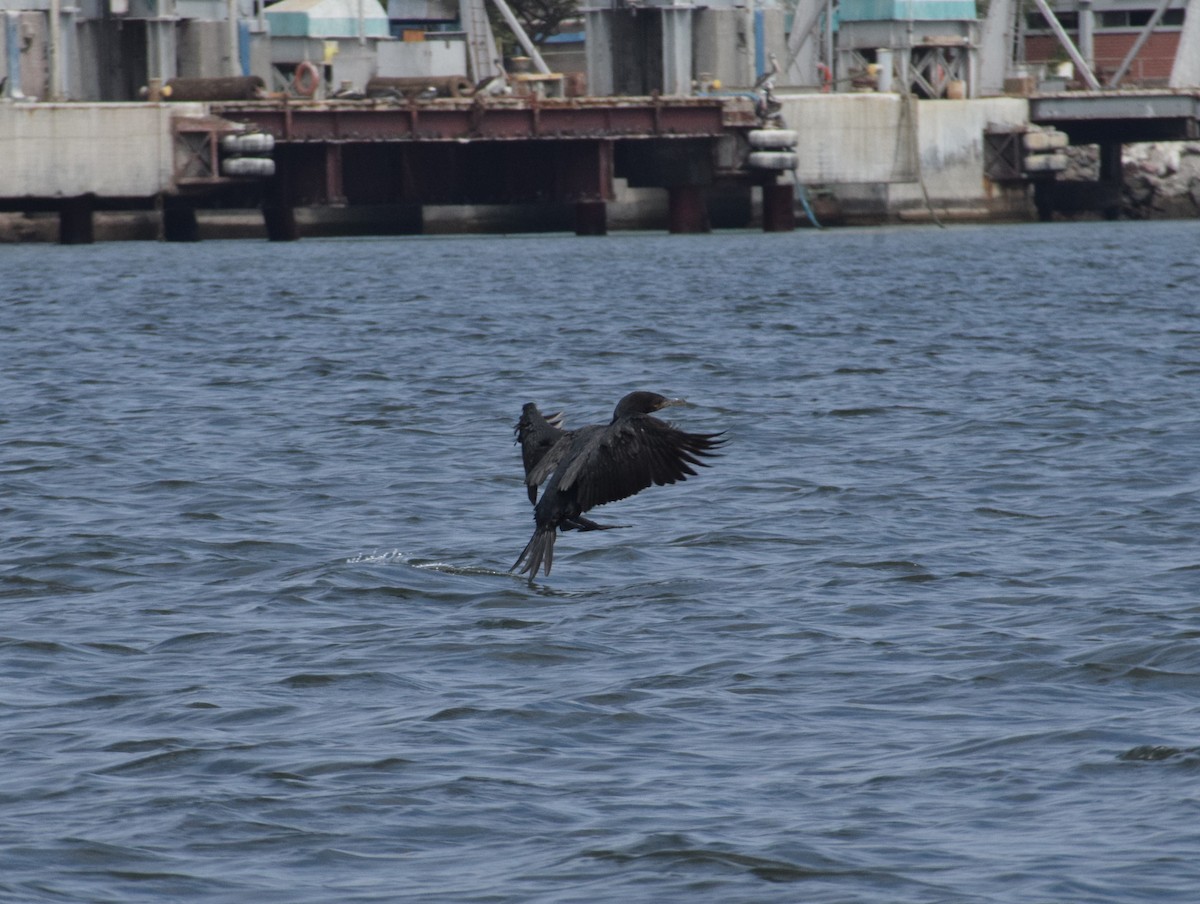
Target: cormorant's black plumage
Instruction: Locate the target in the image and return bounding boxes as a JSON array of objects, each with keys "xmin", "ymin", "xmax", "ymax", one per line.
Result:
[
  {"xmin": 511, "ymin": 391, "xmax": 724, "ymax": 581},
  {"xmin": 514, "ymin": 402, "xmax": 565, "ymax": 505}
]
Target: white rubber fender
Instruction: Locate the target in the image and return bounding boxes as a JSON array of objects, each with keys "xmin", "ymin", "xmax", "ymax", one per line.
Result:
[
  {"xmin": 1023, "ymin": 130, "xmax": 1069, "ymax": 152},
  {"xmin": 220, "ymin": 132, "xmax": 276, "ymax": 155},
  {"xmin": 747, "ymin": 151, "xmax": 798, "ymax": 171},
  {"xmin": 233, "ymin": 132, "xmax": 276, "ymax": 155},
  {"xmin": 1024, "ymin": 153, "xmax": 1068, "ymax": 173},
  {"xmin": 749, "ymin": 129, "xmax": 799, "ymax": 149},
  {"xmin": 222, "ymin": 157, "xmax": 277, "ymax": 178}
]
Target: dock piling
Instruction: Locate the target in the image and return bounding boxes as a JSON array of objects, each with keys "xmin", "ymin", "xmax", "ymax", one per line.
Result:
[
  {"xmin": 574, "ymin": 200, "xmax": 608, "ymax": 236},
  {"xmin": 667, "ymin": 186, "xmax": 710, "ymax": 234},
  {"xmin": 761, "ymin": 182, "xmax": 796, "ymax": 232},
  {"xmin": 58, "ymin": 194, "xmax": 95, "ymax": 245},
  {"xmin": 162, "ymin": 200, "xmax": 200, "ymax": 242}
]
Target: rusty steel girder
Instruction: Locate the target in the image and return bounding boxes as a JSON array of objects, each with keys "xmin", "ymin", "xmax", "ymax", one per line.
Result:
[{"xmin": 212, "ymin": 96, "xmax": 733, "ymax": 144}]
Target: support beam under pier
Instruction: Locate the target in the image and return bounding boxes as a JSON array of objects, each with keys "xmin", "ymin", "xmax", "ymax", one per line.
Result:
[
  {"xmin": 263, "ymin": 176, "xmax": 299, "ymax": 241},
  {"xmin": 574, "ymin": 200, "xmax": 607, "ymax": 235},
  {"xmin": 667, "ymin": 186, "xmax": 710, "ymax": 234},
  {"xmin": 1099, "ymin": 141, "xmax": 1123, "ymax": 220},
  {"xmin": 263, "ymin": 202, "xmax": 299, "ymax": 241},
  {"xmin": 58, "ymin": 195, "xmax": 94, "ymax": 245},
  {"xmin": 163, "ymin": 199, "xmax": 199, "ymax": 242},
  {"xmin": 761, "ymin": 183, "xmax": 796, "ymax": 232}
]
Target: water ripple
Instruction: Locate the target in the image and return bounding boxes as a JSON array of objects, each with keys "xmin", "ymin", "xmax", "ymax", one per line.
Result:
[{"xmin": 3, "ymin": 222, "xmax": 1200, "ymax": 903}]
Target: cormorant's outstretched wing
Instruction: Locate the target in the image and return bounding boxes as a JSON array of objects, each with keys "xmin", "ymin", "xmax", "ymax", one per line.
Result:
[
  {"xmin": 558, "ymin": 416, "xmax": 724, "ymax": 513},
  {"xmin": 526, "ymin": 432, "xmax": 573, "ymax": 494},
  {"xmin": 514, "ymin": 403, "xmax": 566, "ymax": 504}
]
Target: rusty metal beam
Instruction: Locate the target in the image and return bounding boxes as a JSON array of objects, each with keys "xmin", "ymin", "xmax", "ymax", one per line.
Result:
[{"xmin": 213, "ymin": 97, "xmax": 729, "ymax": 144}]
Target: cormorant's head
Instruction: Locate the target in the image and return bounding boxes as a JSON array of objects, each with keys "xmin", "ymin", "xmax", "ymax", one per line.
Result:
[{"xmin": 612, "ymin": 391, "xmax": 684, "ymax": 421}]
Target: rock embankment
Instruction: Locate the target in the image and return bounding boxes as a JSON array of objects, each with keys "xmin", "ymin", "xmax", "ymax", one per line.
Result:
[{"xmin": 1062, "ymin": 142, "xmax": 1200, "ymax": 219}]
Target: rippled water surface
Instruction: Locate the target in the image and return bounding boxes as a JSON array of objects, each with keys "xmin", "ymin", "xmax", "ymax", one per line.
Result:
[{"xmin": 4, "ymin": 221, "xmax": 1200, "ymax": 903}]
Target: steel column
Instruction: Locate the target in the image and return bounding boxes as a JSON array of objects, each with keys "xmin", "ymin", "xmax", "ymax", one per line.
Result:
[
  {"xmin": 263, "ymin": 178, "xmax": 299, "ymax": 241},
  {"xmin": 1078, "ymin": 0, "xmax": 1095, "ymax": 73},
  {"xmin": 325, "ymin": 144, "xmax": 346, "ymax": 205},
  {"xmin": 162, "ymin": 198, "xmax": 200, "ymax": 242},
  {"xmin": 761, "ymin": 182, "xmax": 795, "ymax": 232},
  {"xmin": 574, "ymin": 200, "xmax": 607, "ymax": 235},
  {"xmin": 1099, "ymin": 141, "xmax": 1123, "ymax": 219},
  {"xmin": 58, "ymin": 194, "xmax": 94, "ymax": 245},
  {"xmin": 667, "ymin": 185, "xmax": 709, "ymax": 234},
  {"xmin": 1099, "ymin": 142, "xmax": 1122, "ymax": 182}
]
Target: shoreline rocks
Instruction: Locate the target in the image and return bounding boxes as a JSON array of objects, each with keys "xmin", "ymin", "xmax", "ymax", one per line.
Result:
[{"xmin": 1062, "ymin": 141, "xmax": 1200, "ymax": 219}]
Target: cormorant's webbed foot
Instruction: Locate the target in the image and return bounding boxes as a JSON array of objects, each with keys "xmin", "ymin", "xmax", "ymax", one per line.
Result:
[{"xmin": 561, "ymin": 515, "xmax": 628, "ymax": 532}]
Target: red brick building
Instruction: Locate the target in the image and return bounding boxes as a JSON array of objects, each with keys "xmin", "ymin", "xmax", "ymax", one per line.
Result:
[{"xmin": 1023, "ymin": 3, "xmax": 1187, "ymax": 86}]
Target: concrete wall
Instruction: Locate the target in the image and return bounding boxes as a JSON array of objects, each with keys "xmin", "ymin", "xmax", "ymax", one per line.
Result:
[
  {"xmin": 781, "ymin": 93, "xmax": 915, "ymax": 184},
  {"xmin": 777, "ymin": 93, "xmax": 1031, "ymax": 220},
  {"xmin": 0, "ymin": 102, "xmax": 200, "ymax": 198},
  {"xmin": 902, "ymin": 97, "xmax": 1028, "ymax": 202}
]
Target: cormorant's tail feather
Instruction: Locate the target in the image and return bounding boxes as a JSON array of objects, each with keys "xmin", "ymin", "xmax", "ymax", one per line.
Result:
[{"xmin": 511, "ymin": 527, "xmax": 557, "ymax": 581}]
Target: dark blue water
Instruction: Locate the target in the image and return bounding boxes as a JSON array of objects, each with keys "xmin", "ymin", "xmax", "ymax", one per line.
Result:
[{"xmin": 3, "ymin": 221, "xmax": 1200, "ymax": 903}]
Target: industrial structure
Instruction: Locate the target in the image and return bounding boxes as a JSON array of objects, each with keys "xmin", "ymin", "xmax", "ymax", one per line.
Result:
[
  {"xmin": 4, "ymin": 0, "xmax": 1197, "ymax": 103},
  {"xmin": 1, "ymin": 0, "xmax": 1199, "ymax": 241}
]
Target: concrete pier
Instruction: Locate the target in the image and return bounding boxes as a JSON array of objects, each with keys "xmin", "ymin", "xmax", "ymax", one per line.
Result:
[
  {"xmin": 7, "ymin": 90, "xmax": 1198, "ymax": 242},
  {"xmin": 773, "ymin": 93, "xmax": 1034, "ymax": 223}
]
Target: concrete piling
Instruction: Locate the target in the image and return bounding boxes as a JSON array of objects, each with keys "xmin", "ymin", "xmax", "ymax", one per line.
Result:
[
  {"xmin": 667, "ymin": 186, "xmax": 710, "ymax": 234},
  {"xmin": 58, "ymin": 195, "xmax": 95, "ymax": 245},
  {"xmin": 574, "ymin": 200, "xmax": 608, "ymax": 236},
  {"xmin": 761, "ymin": 182, "xmax": 796, "ymax": 232}
]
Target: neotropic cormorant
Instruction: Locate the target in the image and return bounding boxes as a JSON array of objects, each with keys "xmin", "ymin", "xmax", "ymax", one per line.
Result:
[
  {"xmin": 511, "ymin": 391, "xmax": 724, "ymax": 580},
  {"xmin": 514, "ymin": 402, "xmax": 565, "ymax": 505}
]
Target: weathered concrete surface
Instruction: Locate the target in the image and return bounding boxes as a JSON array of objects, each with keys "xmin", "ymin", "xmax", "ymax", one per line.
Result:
[
  {"xmin": 1, "ymin": 94, "xmax": 1047, "ymax": 239},
  {"xmin": 777, "ymin": 93, "xmax": 1032, "ymax": 222},
  {"xmin": 780, "ymin": 94, "xmax": 915, "ymax": 185},
  {"xmin": 0, "ymin": 102, "xmax": 202, "ymax": 198}
]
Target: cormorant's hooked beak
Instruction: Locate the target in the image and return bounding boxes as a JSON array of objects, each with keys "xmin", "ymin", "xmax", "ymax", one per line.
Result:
[{"xmin": 658, "ymin": 397, "xmax": 687, "ymax": 410}]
